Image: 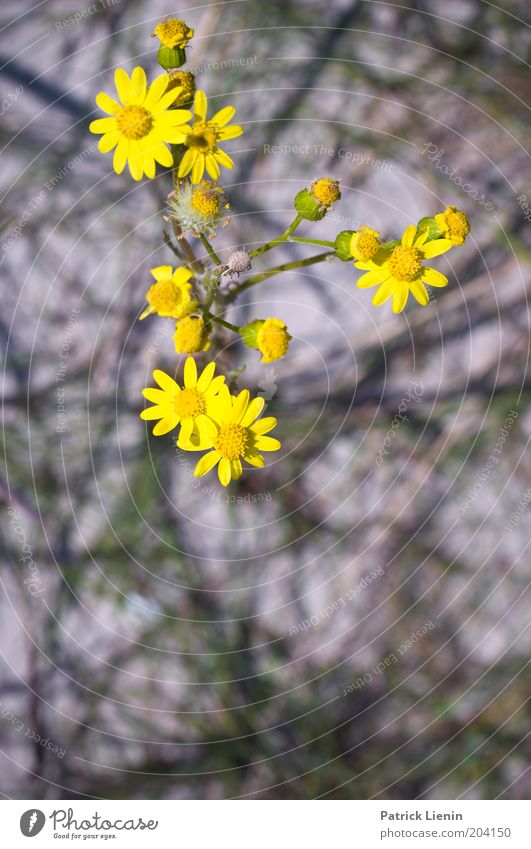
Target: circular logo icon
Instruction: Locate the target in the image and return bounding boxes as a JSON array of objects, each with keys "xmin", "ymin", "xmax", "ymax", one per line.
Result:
[{"xmin": 20, "ymin": 810, "xmax": 46, "ymax": 837}]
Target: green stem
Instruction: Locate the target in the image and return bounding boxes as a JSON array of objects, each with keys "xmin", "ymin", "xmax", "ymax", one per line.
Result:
[
  {"xmin": 200, "ymin": 233, "xmax": 222, "ymax": 266},
  {"xmin": 227, "ymin": 251, "xmax": 334, "ymax": 301},
  {"xmin": 205, "ymin": 311, "xmax": 241, "ymax": 334},
  {"xmin": 249, "ymin": 214, "xmax": 303, "ymax": 258},
  {"xmin": 289, "ymin": 236, "xmax": 336, "ymax": 248}
]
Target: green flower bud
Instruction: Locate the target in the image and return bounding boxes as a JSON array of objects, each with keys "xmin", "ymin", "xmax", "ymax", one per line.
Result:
[
  {"xmin": 294, "ymin": 188, "xmax": 327, "ymax": 221},
  {"xmin": 334, "ymin": 230, "xmax": 355, "ymax": 261},
  {"xmin": 416, "ymin": 216, "xmax": 444, "ymax": 241},
  {"xmin": 240, "ymin": 320, "xmax": 263, "ymax": 349},
  {"xmin": 157, "ymin": 45, "xmax": 186, "ymax": 70}
]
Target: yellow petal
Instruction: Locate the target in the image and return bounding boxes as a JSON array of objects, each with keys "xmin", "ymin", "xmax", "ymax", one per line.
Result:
[
  {"xmin": 421, "ymin": 239, "xmax": 452, "ymax": 259},
  {"xmin": 254, "ymin": 436, "xmax": 281, "ymax": 452},
  {"xmin": 113, "ymin": 139, "xmax": 128, "ymax": 173},
  {"xmin": 151, "ymin": 265, "xmax": 173, "ymax": 281},
  {"xmin": 243, "ymin": 449, "xmax": 265, "ymax": 468},
  {"xmin": 144, "ymin": 73, "xmax": 169, "ymax": 109},
  {"xmin": 197, "ymin": 362, "xmax": 216, "ymax": 392},
  {"xmin": 194, "ymin": 450, "xmax": 220, "ymax": 477},
  {"xmin": 153, "ymin": 415, "xmax": 180, "ymax": 436},
  {"xmin": 130, "ymin": 66, "xmax": 147, "ymax": 103},
  {"xmin": 217, "ymin": 125, "xmax": 244, "ymax": 140},
  {"xmin": 178, "ymin": 147, "xmax": 196, "ymax": 177},
  {"xmin": 249, "ymin": 416, "xmax": 277, "ymax": 436},
  {"xmin": 401, "ymin": 225, "xmax": 417, "ymax": 247},
  {"xmin": 96, "ymin": 91, "xmax": 121, "ymax": 115},
  {"xmin": 240, "ymin": 397, "xmax": 265, "ymax": 427},
  {"xmin": 357, "ymin": 269, "xmax": 386, "ymax": 289},
  {"xmin": 213, "ymin": 149, "xmax": 233, "ymax": 170},
  {"xmin": 230, "ymin": 389, "xmax": 250, "ymax": 424},
  {"xmin": 410, "ymin": 281, "xmax": 429, "ymax": 306},
  {"xmin": 191, "ymin": 154, "xmax": 205, "ymax": 184},
  {"xmin": 178, "ymin": 418, "xmax": 194, "ymax": 445},
  {"xmin": 392, "ymin": 285, "xmax": 408, "ymax": 313},
  {"xmin": 98, "ymin": 132, "xmax": 120, "ymax": 153},
  {"xmin": 194, "ymin": 90, "xmax": 208, "ymax": 122},
  {"xmin": 372, "ymin": 283, "xmax": 392, "ymax": 306},
  {"xmin": 142, "ymin": 388, "xmax": 170, "ymax": 404},
  {"xmin": 204, "ymin": 154, "xmax": 220, "ymax": 180},
  {"xmin": 153, "ymin": 369, "xmax": 180, "ymax": 393},
  {"xmin": 422, "ymin": 267, "xmax": 448, "ymax": 288},
  {"xmin": 210, "ymin": 105, "xmax": 235, "ymax": 126},
  {"xmin": 218, "ymin": 457, "xmax": 232, "ymax": 486},
  {"xmin": 89, "ymin": 117, "xmax": 117, "ymax": 134},
  {"xmin": 230, "ymin": 459, "xmax": 243, "ymax": 479},
  {"xmin": 114, "ymin": 68, "xmax": 132, "ymax": 105},
  {"xmin": 151, "ymin": 142, "xmax": 173, "ymax": 167},
  {"xmin": 183, "ymin": 356, "xmax": 197, "ymax": 388}
]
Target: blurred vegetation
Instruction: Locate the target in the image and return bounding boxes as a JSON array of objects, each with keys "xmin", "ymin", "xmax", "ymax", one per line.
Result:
[{"xmin": 1, "ymin": 0, "xmax": 531, "ymax": 799}]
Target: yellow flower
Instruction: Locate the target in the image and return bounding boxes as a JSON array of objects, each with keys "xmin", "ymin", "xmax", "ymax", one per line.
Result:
[
  {"xmin": 350, "ymin": 227, "xmax": 382, "ymax": 262},
  {"xmin": 89, "ymin": 67, "xmax": 192, "ymax": 181},
  {"xmin": 355, "ymin": 225, "xmax": 452, "ymax": 313},
  {"xmin": 140, "ymin": 266, "xmax": 197, "ymax": 320},
  {"xmin": 153, "ymin": 18, "xmax": 194, "ymax": 49},
  {"xmin": 173, "ymin": 315, "xmax": 210, "ymax": 354},
  {"xmin": 434, "ymin": 206, "xmax": 470, "ymax": 246},
  {"xmin": 188, "ymin": 389, "xmax": 280, "ymax": 486},
  {"xmin": 178, "ymin": 90, "xmax": 243, "ymax": 184},
  {"xmin": 140, "ymin": 358, "xmax": 225, "ymax": 442},
  {"xmin": 310, "ymin": 178, "xmax": 341, "ymax": 207},
  {"xmin": 256, "ymin": 319, "xmax": 291, "ymax": 363}
]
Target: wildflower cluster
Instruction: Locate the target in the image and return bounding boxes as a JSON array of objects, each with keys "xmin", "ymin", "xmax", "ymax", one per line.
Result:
[{"xmin": 89, "ymin": 18, "xmax": 471, "ymax": 486}]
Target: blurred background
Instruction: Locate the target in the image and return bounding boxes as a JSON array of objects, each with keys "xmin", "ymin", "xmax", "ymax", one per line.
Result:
[{"xmin": 1, "ymin": 0, "xmax": 531, "ymax": 799}]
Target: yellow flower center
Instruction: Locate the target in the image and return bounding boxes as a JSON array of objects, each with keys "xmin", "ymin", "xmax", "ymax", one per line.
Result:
[
  {"xmin": 311, "ymin": 178, "xmax": 341, "ymax": 207},
  {"xmin": 446, "ymin": 209, "xmax": 470, "ymax": 245},
  {"xmin": 257, "ymin": 320, "xmax": 290, "ymax": 362},
  {"xmin": 117, "ymin": 105, "xmax": 153, "ymax": 140},
  {"xmin": 191, "ymin": 188, "xmax": 221, "ymax": 217},
  {"xmin": 388, "ymin": 245, "xmax": 422, "ymax": 283},
  {"xmin": 147, "ymin": 279, "xmax": 186, "ymax": 315},
  {"xmin": 173, "ymin": 387, "xmax": 205, "ymax": 419},
  {"xmin": 351, "ymin": 228, "xmax": 381, "ymax": 262},
  {"xmin": 186, "ymin": 122, "xmax": 218, "ymax": 153},
  {"xmin": 214, "ymin": 424, "xmax": 248, "ymax": 460},
  {"xmin": 173, "ymin": 316, "xmax": 209, "ymax": 354},
  {"xmin": 155, "ymin": 19, "xmax": 192, "ymax": 48}
]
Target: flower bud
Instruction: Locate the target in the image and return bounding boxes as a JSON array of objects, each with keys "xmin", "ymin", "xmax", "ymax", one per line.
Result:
[
  {"xmin": 153, "ymin": 18, "xmax": 194, "ymax": 69},
  {"xmin": 334, "ymin": 230, "xmax": 355, "ymax": 261},
  {"xmin": 241, "ymin": 318, "xmax": 291, "ymax": 363},
  {"xmin": 294, "ymin": 188, "xmax": 327, "ymax": 221}
]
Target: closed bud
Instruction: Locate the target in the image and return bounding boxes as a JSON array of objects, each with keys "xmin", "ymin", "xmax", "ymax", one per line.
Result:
[
  {"xmin": 157, "ymin": 45, "xmax": 186, "ymax": 70},
  {"xmin": 294, "ymin": 188, "xmax": 327, "ymax": 221},
  {"xmin": 334, "ymin": 230, "xmax": 355, "ymax": 261}
]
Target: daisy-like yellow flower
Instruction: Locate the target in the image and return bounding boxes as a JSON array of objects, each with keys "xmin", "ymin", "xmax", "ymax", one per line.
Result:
[
  {"xmin": 140, "ymin": 266, "xmax": 197, "ymax": 320},
  {"xmin": 178, "ymin": 90, "xmax": 243, "ymax": 184},
  {"xmin": 355, "ymin": 225, "xmax": 453, "ymax": 313},
  {"xmin": 140, "ymin": 358, "xmax": 225, "ymax": 442},
  {"xmin": 173, "ymin": 315, "xmax": 210, "ymax": 354},
  {"xmin": 434, "ymin": 206, "xmax": 470, "ymax": 246},
  {"xmin": 89, "ymin": 67, "xmax": 192, "ymax": 181},
  {"xmin": 188, "ymin": 389, "xmax": 280, "ymax": 486}
]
